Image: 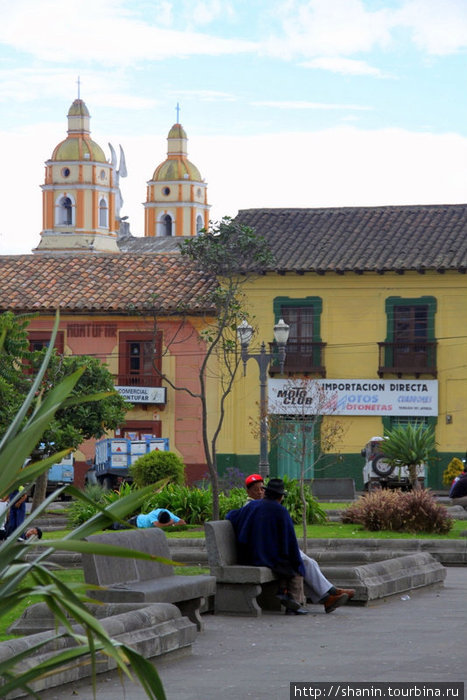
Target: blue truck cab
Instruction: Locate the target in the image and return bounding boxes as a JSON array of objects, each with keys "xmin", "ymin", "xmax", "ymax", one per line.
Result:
[{"xmin": 47, "ymin": 454, "xmax": 74, "ymax": 498}]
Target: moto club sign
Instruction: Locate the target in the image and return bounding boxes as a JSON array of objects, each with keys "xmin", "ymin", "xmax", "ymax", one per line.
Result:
[{"xmin": 268, "ymin": 379, "xmax": 438, "ymax": 417}]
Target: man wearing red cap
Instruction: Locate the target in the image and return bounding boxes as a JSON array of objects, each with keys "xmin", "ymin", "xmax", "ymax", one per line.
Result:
[
  {"xmin": 245, "ymin": 473, "xmax": 265, "ymax": 502},
  {"xmin": 241, "ymin": 474, "xmax": 355, "ymax": 613}
]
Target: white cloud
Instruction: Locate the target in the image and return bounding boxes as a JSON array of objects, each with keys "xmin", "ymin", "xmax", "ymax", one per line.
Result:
[
  {"xmin": 190, "ymin": 0, "xmax": 235, "ymax": 26},
  {"xmin": 2, "ymin": 124, "xmax": 467, "ymax": 255},
  {"xmin": 252, "ymin": 100, "xmax": 371, "ymax": 111},
  {"xmin": 396, "ymin": 0, "xmax": 467, "ymax": 55},
  {"xmin": 202, "ymin": 127, "xmax": 467, "ymax": 221},
  {"xmin": 0, "ymin": 69, "xmax": 157, "ymax": 109},
  {"xmin": 0, "ymin": 0, "xmax": 256, "ymax": 65},
  {"xmin": 153, "ymin": 1, "xmax": 173, "ymax": 26},
  {"xmin": 174, "ymin": 89, "xmax": 237, "ymax": 102},
  {"xmin": 262, "ymin": 0, "xmax": 467, "ymax": 65},
  {"xmin": 263, "ymin": 0, "xmax": 393, "ymax": 60},
  {"xmin": 302, "ymin": 56, "xmax": 389, "ymax": 77}
]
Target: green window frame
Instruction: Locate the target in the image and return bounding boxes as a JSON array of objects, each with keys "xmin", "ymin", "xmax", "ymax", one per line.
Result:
[
  {"xmin": 383, "ymin": 296, "xmax": 437, "ymax": 374},
  {"xmin": 273, "ymin": 296, "xmax": 323, "ymax": 370}
]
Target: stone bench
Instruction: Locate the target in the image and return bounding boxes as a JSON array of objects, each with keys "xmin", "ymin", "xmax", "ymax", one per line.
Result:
[
  {"xmin": 82, "ymin": 529, "xmax": 216, "ymax": 630},
  {"xmin": 204, "ymin": 520, "xmax": 281, "ymax": 616},
  {"xmin": 311, "ymin": 477, "xmax": 356, "ymax": 501},
  {"xmin": 205, "ymin": 521, "xmax": 447, "ymax": 612}
]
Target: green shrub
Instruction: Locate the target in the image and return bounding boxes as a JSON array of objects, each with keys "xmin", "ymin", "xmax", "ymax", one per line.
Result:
[
  {"xmin": 141, "ymin": 484, "xmax": 248, "ymax": 524},
  {"xmin": 130, "ymin": 450, "xmax": 185, "ymax": 487},
  {"xmin": 443, "ymin": 457, "xmax": 464, "ymax": 487},
  {"xmin": 142, "ymin": 484, "xmax": 212, "ymax": 524},
  {"xmin": 219, "ymin": 487, "xmax": 246, "ymax": 517},
  {"xmin": 68, "ymin": 478, "xmax": 329, "ymax": 528},
  {"xmin": 342, "ymin": 489, "xmax": 453, "ymax": 534},
  {"xmin": 282, "ymin": 476, "xmax": 327, "ymax": 525},
  {"xmin": 68, "ymin": 483, "xmax": 106, "ymax": 527}
]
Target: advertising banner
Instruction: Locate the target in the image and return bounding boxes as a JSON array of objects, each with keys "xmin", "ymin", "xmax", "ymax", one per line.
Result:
[{"xmin": 269, "ymin": 379, "xmax": 438, "ymax": 416}]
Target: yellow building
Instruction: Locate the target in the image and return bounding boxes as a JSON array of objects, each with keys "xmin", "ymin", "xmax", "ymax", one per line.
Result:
[
  {"xmin": 8, "ymin": 95, "xmax": 467, "ymax": 491},
  {"xmin": 216, "ymin": 206, "xmax": 467, "ymax": 490}
]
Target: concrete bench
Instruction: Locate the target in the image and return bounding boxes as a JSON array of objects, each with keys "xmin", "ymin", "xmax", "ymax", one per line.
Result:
[
  {"xmin": 204, "ymin": 520, "xmax": 281, "ymax": 616},
  {"xmin": 82, "ymin": 529, "xmax": 216, "ymax": 630}
]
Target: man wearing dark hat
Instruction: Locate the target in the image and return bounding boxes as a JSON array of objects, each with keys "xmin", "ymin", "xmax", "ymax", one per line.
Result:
[
  {"xmin": 228, "ymin": 477, "xmax": 309, "ymax": 614},
  {"xmin": 238, "ymin": 474, "xmax": 354, "ymax": 614}
]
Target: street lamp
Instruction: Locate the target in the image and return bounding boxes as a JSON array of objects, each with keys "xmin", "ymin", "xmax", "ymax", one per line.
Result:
[{"xmin": 237, "ymin": 319, "xmax": 290, "ymax": 478}]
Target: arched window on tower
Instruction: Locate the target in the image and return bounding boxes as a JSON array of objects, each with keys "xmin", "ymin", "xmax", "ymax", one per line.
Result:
[
  {"xmin": 55, "ymin": 195, "xmax": 74, "ymax": 226},
  {"xmin": 99, "ymin": 197, "xmax": 108, "ymax": 228},
  {"xmin": 162, "ymin": 214, "xmax": 172, "ymax": 237},
  {"xmin": 196, "ymin": 215, "xmax": 204, "ymax": 235}
]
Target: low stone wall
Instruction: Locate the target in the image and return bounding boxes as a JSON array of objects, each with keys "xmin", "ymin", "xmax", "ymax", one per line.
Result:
[{"xmin": 1, "ymin": 603, "xmax": 196, "ymax": 699}]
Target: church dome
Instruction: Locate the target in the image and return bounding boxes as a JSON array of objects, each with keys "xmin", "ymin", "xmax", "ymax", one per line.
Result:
[
  {"xmin": 51, "ymin": 137, "xmax": 106, "ymax": 162},
  {"xmin": 67, "ymin": 99, "xmax": 90, "ymax": 118},
  {"xmin": 152, "ymin": 158, "xmax": 201, "ymax": 182},
  {"xmin": 151, "ymin": 122, "xmax": 202, "ymax": 182},
  {"xmin": 168, "ymin": 124, "xmax": 187, "ymax": 139}
]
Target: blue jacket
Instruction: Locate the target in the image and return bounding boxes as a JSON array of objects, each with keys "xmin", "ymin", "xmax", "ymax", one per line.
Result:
[
  {"xmin": 226, "ymin": 498, "xmax": 304, "ymax": 578},
  {"xmin": 450, "ymin": 472, "xmax": 467, "ymax": 499}
]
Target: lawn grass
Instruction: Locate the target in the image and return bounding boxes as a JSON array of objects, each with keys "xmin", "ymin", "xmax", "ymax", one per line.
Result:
[
  {"xmin": 0, "ymin": 568, "xmax": 86, "ymax": 642},
  {"xmin": 300, "ymin": 518, "xmax": 467, "ymax": 539},
  {"xmin": 47, "ymin": 517, "xmax": 467, "ymax": 541},
  {"xmin": 316, "ymin": 502, "xmax": 353, "ymax": 510}
]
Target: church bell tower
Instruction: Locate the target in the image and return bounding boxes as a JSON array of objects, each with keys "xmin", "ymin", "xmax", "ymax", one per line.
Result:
[
  {"xmin": 36, "ymin": 98, "xmax": 119, "ymax": 253},
  {"xmin": 144, "ymin": 117, "xmax": 209, "ymax": 238}
]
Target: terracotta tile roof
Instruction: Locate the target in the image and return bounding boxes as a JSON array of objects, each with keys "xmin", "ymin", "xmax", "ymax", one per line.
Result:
[
  {"xmin": 234, "ymin": 204, "xmax": 467, "ymax": 273},
  {"xmin": 0, "ymin": 253, "xmax": 216, "ymax": 314}
]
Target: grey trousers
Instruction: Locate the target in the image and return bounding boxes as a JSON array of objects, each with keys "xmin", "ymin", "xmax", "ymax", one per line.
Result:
[
  {"xmin": 450, "ymin": 496, "xmax": 467, "ymax": 508},
  {"xmin": 300, "ymin": 549, "xmax": 333, "ymax": 603}
]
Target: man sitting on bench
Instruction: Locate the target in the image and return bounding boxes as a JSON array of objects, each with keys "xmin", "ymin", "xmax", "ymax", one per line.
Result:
[
  {"xmin": 227, "ymin": 478, "xmax": 310, "ymax": 615},
  {"xmin": 243, "ymin": 474, "xmax": 354, "ymax": 614}
]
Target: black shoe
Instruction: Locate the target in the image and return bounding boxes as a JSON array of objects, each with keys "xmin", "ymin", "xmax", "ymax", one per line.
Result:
[
  {"xmin": 285, "ymin": 606, "xmax": 309, "ymax": 615},
  {"xmin": 276, "ymin": 592, "xmax": 301, "ymax": 612}
]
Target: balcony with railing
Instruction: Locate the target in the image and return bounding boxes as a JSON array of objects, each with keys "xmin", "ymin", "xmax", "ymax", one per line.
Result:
[
  {"xmin": 268, "ymin": 341, "xmax": 327, "ymax": 376},
  {"xmin": 115, "ymin": 372, "xmax": 162, "ymax": 387},
  {"xmin": 378, "ymin": 341, "xmax": 437, "ymax": 378}
]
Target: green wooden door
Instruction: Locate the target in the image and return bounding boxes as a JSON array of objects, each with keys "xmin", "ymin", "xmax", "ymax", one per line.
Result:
[{"xmin": 276, "ymin": 418, "xmax": 315, "ymax": 480}]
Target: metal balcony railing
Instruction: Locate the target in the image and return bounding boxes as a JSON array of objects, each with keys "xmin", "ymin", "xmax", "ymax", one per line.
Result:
[
  {"xmin": 268, "ymin": 341, "xmax": 326, "ymax": 376},
  {"xmin": 115, "ymin": 373, "xmax": 161, "ymax": 387},
  {"xmin": 378, "ymin": 341, "xmax": 437, "ymax": 378}
]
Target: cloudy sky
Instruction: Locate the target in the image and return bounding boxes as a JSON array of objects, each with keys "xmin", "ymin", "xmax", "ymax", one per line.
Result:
[{"xmin": 1, "ymin": 0, "xmax": 467, "ymax": 254}]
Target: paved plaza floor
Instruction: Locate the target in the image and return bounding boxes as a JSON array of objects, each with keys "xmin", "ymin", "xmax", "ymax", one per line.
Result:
[{"xmin": 40, "ymin": 567, "xmax": 466, "ymax": 700}]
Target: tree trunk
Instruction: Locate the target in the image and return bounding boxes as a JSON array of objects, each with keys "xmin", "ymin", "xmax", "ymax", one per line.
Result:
[
  {"xmin": 31, "ymin": 471, "xmax": 48, "ymax": 513},
  {"xmin": 409, "ymin": 464, "xmax": 421, "ymax": 490},
  {"xmin": 300, "ymin": 478, "xmax": 307, "ymax": 555}
]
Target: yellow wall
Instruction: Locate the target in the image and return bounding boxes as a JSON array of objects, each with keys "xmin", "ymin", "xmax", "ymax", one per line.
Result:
[{"xmin": 218, "ymin": 270, "xmax": 467, "ymax": 459}]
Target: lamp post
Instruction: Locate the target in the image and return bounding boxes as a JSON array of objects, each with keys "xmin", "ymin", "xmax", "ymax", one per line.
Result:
[{"xmin": 237, "ymin": 319, "xmax": 290, "ymax": 478}]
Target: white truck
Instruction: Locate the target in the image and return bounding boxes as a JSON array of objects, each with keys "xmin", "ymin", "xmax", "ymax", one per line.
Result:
[{"xmin": 361, "ymin": 436, "xmax": 425, "ymax": 492}]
